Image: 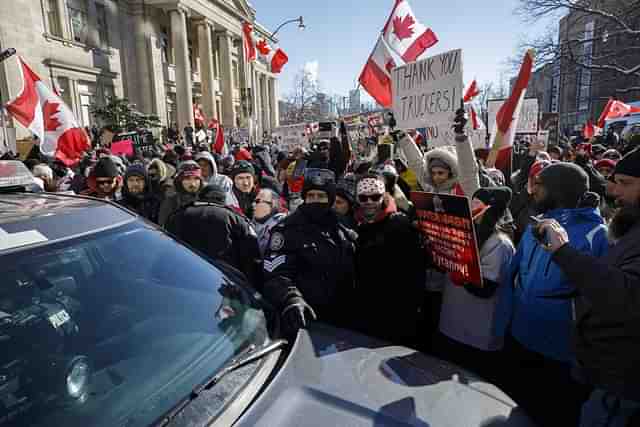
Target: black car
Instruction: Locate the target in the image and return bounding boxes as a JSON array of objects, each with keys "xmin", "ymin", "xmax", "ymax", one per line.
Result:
[{"xmin": 0, "ymin": 173, "xmax": 534, "ymax": 426}]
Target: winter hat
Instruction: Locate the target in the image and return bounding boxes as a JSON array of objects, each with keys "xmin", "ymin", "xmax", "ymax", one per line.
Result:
[
  {"xmin": 473, "ymin": 187, "xmax": 512, "ymax": 215},
  {"xmin": 356, "ymin": 176, "xmax": 386, "ymax": 196},
  {"xmin": 614, "ymin": 147, "xmax": 640, "ymax": 178},
  {"xmin": 93, "ymin": 157, "xmax": 120, "ymax": 178},
  {"xmin": 594, "ymin": 158, "xmax": 617, "ymax": 172},
  {"xmin": 336, "ymin": 174, "xmax": 357, "ymax": 207},
  {"xmin": 547, "ymin": 145, "xmax": 563, "ymax": 158},
  {"xmin": 529, "ymin": 160, "xmax": 552, "ymax": 180},
  {"xmin": 199, "ymin": 183, "xmax": 227, "ymax": 205},
  {"xmin": 302, "ymin": 168, "xmax": 336, "ymax": 205},
  {"xmin": 176, "ymin": 160, "xmax": 202, "ymax": 179},
  {"xmin": 603, "ymin": 149, "xmax": 622, "ymax": 161},
  {"xmin": 230, "ymin": 160, "xmax": 255, "ymax": 178},
  {"xmin": 428, "ymin": 157, "xmax": 452, "ymax": 172},
  {"xmin": 259, "ymin": 175, "xmax": 283, "ymax": 196},
  {"xmin": 125, "ymin": 163, "xmax": 147, "ymax": 180},
  {"xmin": 538, "ymin": 162, "xmax": 590, "ymax": 209}
]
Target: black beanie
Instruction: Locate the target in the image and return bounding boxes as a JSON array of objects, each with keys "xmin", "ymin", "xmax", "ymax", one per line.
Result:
[
  {"xmin": 538, "ymin": 162, "xmax": 589, "ymax": 209},
  {"xmin": 199, "ymin": 183, "xmax": 227, "ymax": 205},
  {"xmin": 614, "ymin": 147, "xmax": 640, "ymax": 178},
  {"xmin": 94, "ymin": 157, "xmax": 120, "ymax": 178},
  {"xmin": 473, "ymin": 187, "xmax": 512, "ymax": 215},
  {"xmin": 259, "ymin": 175, "xmax": 282, "ymax": 196},
  {"xmin": 230, "ymin": 160, "xmax": 255, "ymax": 178},
  {"xmin": 302, "ymin": 169, "xmax": 336, "ymax": 206}
]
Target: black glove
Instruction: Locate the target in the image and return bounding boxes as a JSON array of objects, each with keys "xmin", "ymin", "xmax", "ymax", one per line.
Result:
[
  {"xmin": 463, "ymin": 279, "xmax": 500, "ymax": 299},
  {"xmin": 281, "ymin": 296, "xmax": 317, "ymax": 338},
  {"xmin": 452, "ymin": 102, "xmax": 468, "ymax": 135},
  {"xmin": 391, "ymin": 129, "xmax": 406, "ymax": 143}
]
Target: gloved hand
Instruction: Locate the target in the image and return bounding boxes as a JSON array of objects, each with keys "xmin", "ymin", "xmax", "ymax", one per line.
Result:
[
  {"xmin": 391, "ymin": 129, "xmax": 407, "ymax": 143},
  {"xmin": 452, "ymin": 101, "xmax": 468, "ymax": 135},
  {"xmin": 281, "ymin": 296, "xmax": 317, "ymax": 338}
]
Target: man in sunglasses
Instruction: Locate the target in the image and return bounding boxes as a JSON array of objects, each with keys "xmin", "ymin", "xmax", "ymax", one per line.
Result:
[
  {"xmin": 262, "ymin": 168, "xmax": 357, "ymax": 338},
  {"xmin": 86, "ymin": 157, "xmax": 122, "ymax": 200},
  {"xmin": 353, "ymin": 174, "xmax": 427, "ymax": 348}
]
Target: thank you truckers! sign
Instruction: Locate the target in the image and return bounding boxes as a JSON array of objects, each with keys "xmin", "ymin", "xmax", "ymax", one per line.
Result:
[
  {"xmin": 392, "ymin": 49, "xmax": 464, "ymax": 147},
  {"xmin": 412, "ymin": 192, "xmax": 483, "ymax": 288}
]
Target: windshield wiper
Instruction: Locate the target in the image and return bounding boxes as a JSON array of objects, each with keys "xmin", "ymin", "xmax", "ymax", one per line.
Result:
[{"xmin": 156, "ymin": 339, "xmax": 288, "ymax": 427}]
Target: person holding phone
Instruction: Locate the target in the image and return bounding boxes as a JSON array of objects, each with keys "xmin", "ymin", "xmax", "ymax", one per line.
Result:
[{"xmin": 496, "ymin": 162, "xmax": 609, "ymax": 427}]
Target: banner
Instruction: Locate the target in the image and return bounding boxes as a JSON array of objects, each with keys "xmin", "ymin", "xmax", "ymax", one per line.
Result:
[
  {"xmin": 487, "ymin": 98, "xmax": 539, "ymax": 135},
  {"xmin": 111, "ymin": 139, "xmax": 134, "ymax": 156},
  {"xmin": 539, "ymin": 112, "xmax": 559, "ymax": 146},
  {"xmin": 411, "ymin": 191, "xmax": 483, "ymax": 287},
  {"xmin": 392, "ymin": 49, "xmax": 463, "ymax": 147}
]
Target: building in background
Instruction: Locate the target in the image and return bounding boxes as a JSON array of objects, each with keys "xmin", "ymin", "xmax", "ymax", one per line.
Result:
[
  {"xmin": 348, "ymin": 89, "xmax": 361, "ymax": 114},
  {"xmin": 0, "ymin": 0, "xmax": 280, "ymax": 141}
]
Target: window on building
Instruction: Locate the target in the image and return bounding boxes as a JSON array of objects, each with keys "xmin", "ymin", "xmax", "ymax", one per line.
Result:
[
  {"xmin": 96, "ymin": 3, "xmax": 109, "ymax": 49},
  {"xmin": 167, "ymin": 92, "xmax": 177, "ymax": 126},
  {"xmin": 56, "ymin": 77, "xmax": 73, "ymax": 111},
  {"xmin": 68, "ymin": 0, "xmax": 89, "ymax": 43},
  {"xmin": 232, "ymin": 60, "xmax": 240, "ymax": 89},
  {"xmin": 576, "ymin": 21, "xmax": 595, "ymax": 112},
  {"xmin": 160, "ymin": 28, "xmax": 170, "ymax": 64},
  {"xmin": 77, "ymin": 81, "xmax": 96, "ymax": 126},
  {"xmin": 45, "ymin": 0, "xmax": 62, "ymax": 37},
  {"xmin": 213, "ymin": 40, "xmax": 220, "ymax": 79}
]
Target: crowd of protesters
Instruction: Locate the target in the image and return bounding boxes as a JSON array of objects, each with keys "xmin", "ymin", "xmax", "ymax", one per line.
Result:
[{"xmin": 5, "ymin": 110, "xmax": 640, "ymax": 427}]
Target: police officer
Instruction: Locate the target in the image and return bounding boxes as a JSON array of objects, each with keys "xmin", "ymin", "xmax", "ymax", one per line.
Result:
[
  {"xmin": 166, "ymin": 183, "xmax": 262, "ymax": 287},
  {"xmin": 263, "ymin": 168, "xmax": 357, "ymax": 338}
]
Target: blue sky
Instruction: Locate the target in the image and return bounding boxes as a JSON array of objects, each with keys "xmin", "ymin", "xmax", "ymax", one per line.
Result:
[{"xmin": 251, "ymin": 0, "xmax": 552, "ymax": 101}]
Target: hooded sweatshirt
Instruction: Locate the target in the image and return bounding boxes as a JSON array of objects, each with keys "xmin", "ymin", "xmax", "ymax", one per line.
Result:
[{"xmin": 194, "ymin": 152, "xmax": 235, "ymax": 206}]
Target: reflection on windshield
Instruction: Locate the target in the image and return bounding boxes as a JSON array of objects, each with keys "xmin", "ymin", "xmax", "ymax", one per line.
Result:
[{"xmin": 0, "ymin": 222, "xmax": 268, "ymax": 427}]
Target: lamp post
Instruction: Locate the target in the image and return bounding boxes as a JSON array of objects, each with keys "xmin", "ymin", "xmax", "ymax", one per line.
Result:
[{"xmin": 270, "ymin": 16, "xmax": 305, "ymax": 39}]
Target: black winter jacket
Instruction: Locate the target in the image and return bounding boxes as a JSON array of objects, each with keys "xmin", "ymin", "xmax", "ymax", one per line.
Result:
[{"xmin": 553, "ymin": 223, "xmax": 640, "ymax": 401}]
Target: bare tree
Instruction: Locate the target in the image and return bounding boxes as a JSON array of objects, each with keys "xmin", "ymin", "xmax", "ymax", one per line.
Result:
[
  {"xmin": 282, "ymin": 67, "xmax": 322, "ymax": 124},
  {"xmin": 513, "ymin": 0, "xmax": 640, "ymax": 86}
]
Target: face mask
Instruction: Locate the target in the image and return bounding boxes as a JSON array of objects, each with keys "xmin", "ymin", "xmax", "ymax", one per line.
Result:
[{"xmin": 300, "ymin": 203, "xmax": 331, "ymax": 223}]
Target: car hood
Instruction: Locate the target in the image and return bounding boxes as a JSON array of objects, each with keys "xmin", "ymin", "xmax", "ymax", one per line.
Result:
[{"xmin": 235, "ymin": 323, "xmax": 534, "ymax": 427}]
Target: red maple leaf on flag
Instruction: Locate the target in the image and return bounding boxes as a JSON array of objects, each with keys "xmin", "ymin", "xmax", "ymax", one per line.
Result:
[
  {"xmin": 43, "ymin": 100, "xmax": 62, "ymax": 132},
  {"xmin": 393, "ymin": 14, "xmax": 415, "ymax": 41},
  {"xmin": 385, "ymin": 59, "xmax": 395, "ymax": 74},
  {"xmin": 256, "ymin": 39, "xmax": 271, "ymax": 55}
]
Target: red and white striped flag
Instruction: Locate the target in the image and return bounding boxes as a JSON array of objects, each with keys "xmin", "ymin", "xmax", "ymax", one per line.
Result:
[
  {"xmin": 486, "ymin": 50, "xmax": 535, "ymax": 172},
  {"xmin": 382, "ymin": 0, "xmax": 438, "ymax": 62},
  {"xmin": 5, "ymin": 57, "xmax": 89, "ymax": 166},
  {"xmin": 358, "ymin": 35, "xmax": 397, "ymax": 108},
  {"xmin": 256, "ymin": 39, "xmax": 288, "ymax": 74}
]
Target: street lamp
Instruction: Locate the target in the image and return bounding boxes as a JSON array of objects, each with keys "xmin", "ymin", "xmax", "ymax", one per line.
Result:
[{"xmin": 270, "ymin": 16, "xmax": 305, "ymax": 39}]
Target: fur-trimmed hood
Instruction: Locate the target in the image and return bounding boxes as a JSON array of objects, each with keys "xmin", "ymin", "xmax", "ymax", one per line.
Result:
[{"xmin": 423, "ymin": 147, "xmax": 460, "ymax": 192}]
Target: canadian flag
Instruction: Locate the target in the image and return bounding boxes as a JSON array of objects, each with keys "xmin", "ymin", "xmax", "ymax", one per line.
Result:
[
  {"xmin": 208, "ymin": 118, "xmax": 225, "ymax": 154},
  {"xmin": 5, "ymin": 57, "xmax": 90, "ymax": 166},
  {"xmin": 358, "ymin": 36, "xmax": 397, "ymax": 108},
  {"xmin": 463, "ymin": 80, "xmax": 480, "ymax": 103},
  {"xmin": 382, "ymin": 0, "xmax": 438, "ymax": 63},
  {"xmin": 486, "ymin": 50, "xmax": 534, "ymax": 172},
  {"xmin": 463, "ymin": 80, "xmax": 484, "ymax": 130},
  {"xmin": 597, "ymin": 98, "xmax": 640, "ymax": 128},
  {"xmin": 243, "ymin": 22, "xmax": 256, "ymax": 62},
  {"xmin": 256, "ymin": 39, "xmax": 288, "ymax": 74},
  {"xmin": 583, "ymin": 119, "xmax": 602, "ymax": 140}
]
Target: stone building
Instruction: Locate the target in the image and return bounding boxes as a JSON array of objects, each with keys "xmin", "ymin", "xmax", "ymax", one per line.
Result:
[{"xmin": 0, "ymin": 0, "xmax": 279, "ymax": 141}]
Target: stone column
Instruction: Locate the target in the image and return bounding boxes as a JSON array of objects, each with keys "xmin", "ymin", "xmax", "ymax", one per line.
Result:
[
  {"xmin": 269, "ymin": 78, "xmax": 279, "ymax": 129},
  {"xmin": 132, "ymin": 7, "xmax": 153, "ymax": 114},
  {"xmin": 197, "ymin": 20, "xmax": 217, "ymax": 121},
  {"xmin": 217, "ymin": 30, "xmax": 235, "ymax": 128},
  {"xmin": 170, "ymin": 6, "xmax": 194, "ymax": 129},
  {"xmin": 55, "ymin": 0, "xmax": 71, "ymax": 39},
  {"xmin": 260, "ymin": 74, "xmax": 269, "ymax": 134}
]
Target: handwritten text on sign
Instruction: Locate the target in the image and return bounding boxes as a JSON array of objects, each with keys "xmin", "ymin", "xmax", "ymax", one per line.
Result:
[
  {"xmin": 392, "ymin": 49, "xmax": 463, "ymax": 147},
  {"xmin": 487, "ymin": 98, "xmax": 539, "ymax": 135}
]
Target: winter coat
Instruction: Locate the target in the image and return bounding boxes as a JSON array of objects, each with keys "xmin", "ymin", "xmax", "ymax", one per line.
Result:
[
  {"xmin": 552, "ymin": 222, "xmax": 640, "ymax": 401},
  {"xmin": 166, "ymin": 200, "xmax": 261, "ymax": 286},
  {"xmin": 119, "ymin": 169, "xmax": 161, "ymax": 224},
  {"xmin": 354, "ymin": 197, "xmax": 427, "ymax": 346},
  {"xmin": 148, "ymin": 158, "xmax": 176, "ymax": 202},
  {"xmin": 496, "ymin": 207, "xmax": 609, "ymax": 362},
  {"xmin": 194, "ymin": 152, "xmax": 235, "ymax": 206},
  {"xmin": 396, "ymin": 133, "xmax": 479, "ymax": 197},
  {"xmin": 254, "ymin": 212, "xmax": 287, "ymax": 257},
  {"xmin": 262, "ymin": 206, "xmax": 357, "ymax": 328}
]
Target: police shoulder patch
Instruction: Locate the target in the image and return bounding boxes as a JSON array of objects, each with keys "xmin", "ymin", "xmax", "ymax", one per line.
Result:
[{"xmin": 270, "ymin": 232, "xmax": 285, "ymax": 251}]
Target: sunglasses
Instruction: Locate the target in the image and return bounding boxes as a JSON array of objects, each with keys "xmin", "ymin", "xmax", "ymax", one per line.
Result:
[
  {"xmin": 96, "ymin": 179, "xmax": 115, "ymax": 187},
  {"xmin": 254, "ymin": 198, "xmax": 271, "ymax": 205},
  {"xmin": 358, "ymin": 194, "xmax": 383, "ymax": 203}
]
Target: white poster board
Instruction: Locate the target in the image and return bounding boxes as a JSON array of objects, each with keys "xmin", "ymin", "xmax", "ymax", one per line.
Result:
[
  {"xmin": 487, "ymin": 98, "xmax": 539, "ymax": 135},
  {"xmin": 392, "ymin": 49, "xmax": 463, "ymax": 147}
]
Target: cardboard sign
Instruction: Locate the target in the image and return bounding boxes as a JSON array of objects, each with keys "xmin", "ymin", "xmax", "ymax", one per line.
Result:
[
  {"xmin": 539, "ymin": 113, "xmax": 559, "ymax": 146},
  {"xmin": 487, "ymin": 98, "xmax": 539, "ymax": 135},
  {"xmin": 111, "ymin": 139, "xmax": 134, "ymax": 156},
  {"xmin": 392, "ymin": 49, "xmax": 464, "ymax": 147},
  {"xmin": 411, "ymin": 191, "xmax": 483, "ymax": 287}
]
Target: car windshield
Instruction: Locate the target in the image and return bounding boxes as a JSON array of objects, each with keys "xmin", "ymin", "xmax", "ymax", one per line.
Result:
[{"xmin": 0, "ymin": 221, "xmax": 269, "ymax": 427}]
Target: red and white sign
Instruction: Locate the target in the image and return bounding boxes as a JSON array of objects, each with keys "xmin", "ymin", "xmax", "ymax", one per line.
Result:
[
  {"xmin": 5, "ymin": 57, "xmax": 89, "ymax": 165},
  {"xmin": 382, "ymin": 0, "xmax": 438, "ymax": 62}
]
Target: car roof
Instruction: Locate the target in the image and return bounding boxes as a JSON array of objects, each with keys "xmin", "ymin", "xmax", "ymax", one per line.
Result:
[{"xmin": 0, "ymin": 192, "xmax": 136, "ymax": 254}]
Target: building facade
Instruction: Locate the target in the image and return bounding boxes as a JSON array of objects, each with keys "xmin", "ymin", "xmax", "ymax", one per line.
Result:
[{"xmin": 0, "ymin": 0, "xmax": 279, "ymax": 141}]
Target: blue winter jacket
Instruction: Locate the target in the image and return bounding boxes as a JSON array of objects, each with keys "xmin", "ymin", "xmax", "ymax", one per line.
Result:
[{"xmin": 495, "ymin": 207, "xmax": 609, "ymax": 362}]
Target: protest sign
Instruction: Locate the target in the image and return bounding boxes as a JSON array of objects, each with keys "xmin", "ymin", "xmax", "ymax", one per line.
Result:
[
  {"xmin": 536, "ymin": 130, "xmax": 550, "ymax": 149},
  {"xmin": 111, "ymin": 139, "xmax": 134, "ymax": 156},
  {"xmin": 411, "ymin": 191, "xmax": 483, "ymax": 287},
  {"xmin": 539, "ymin": 113, "xmax": 559, "ymax": 146},
  {"xmin": 487, "ymin": 98, "xmax": 539, "ymax": 136},
  {"xmin": 392, "ymin": 49, "xmax": 463, "ymax": 147}
]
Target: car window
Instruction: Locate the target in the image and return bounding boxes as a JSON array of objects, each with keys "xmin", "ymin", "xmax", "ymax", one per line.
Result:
[{"xmin": 0, "ymin": 221, "xmax": 268, "ymax": 427}]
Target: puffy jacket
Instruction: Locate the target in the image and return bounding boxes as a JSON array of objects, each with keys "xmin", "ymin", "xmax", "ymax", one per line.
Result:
[
  {"xmin": 194, "ymin": 152, "xmax": 235, "ymax": 206},
  {"xmin": 496, "ymin": 207, "xmax": 609, "ymax": 362}
]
